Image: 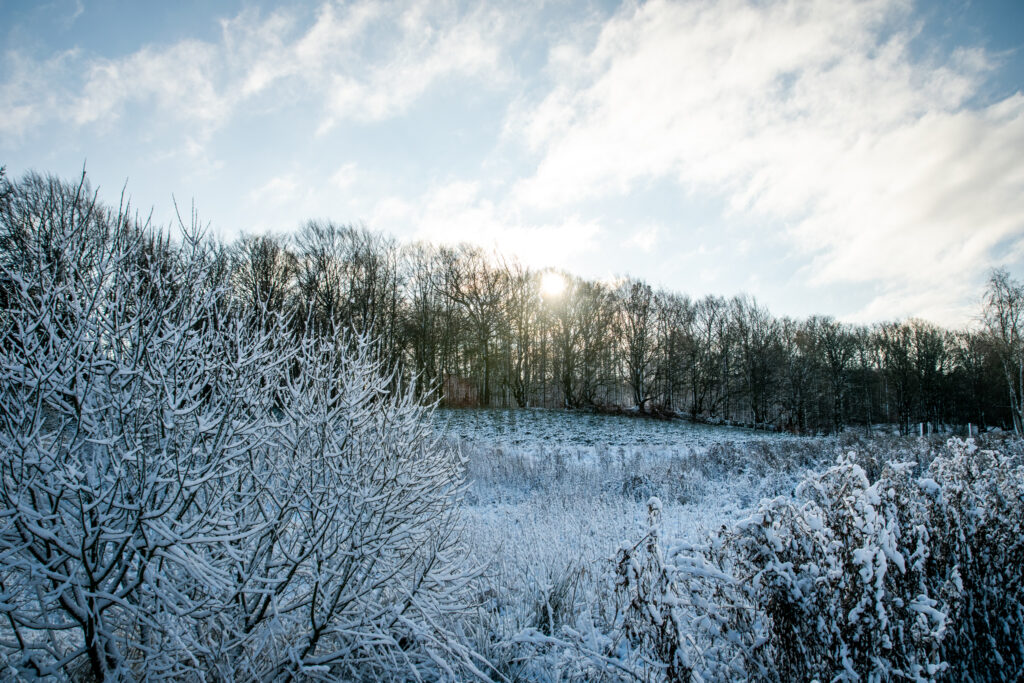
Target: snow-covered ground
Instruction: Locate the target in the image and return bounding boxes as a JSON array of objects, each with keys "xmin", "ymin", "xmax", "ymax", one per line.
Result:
[
  {"xmin": 434, "ymin": 408, "xmax": 833, "ymax": 676},
  {"xmin": 435, "ymin": 408, "xmax": 815, "ymax": 517},
  {"xmin": 435, "ymin": 408, "xmax": 798, "ymax": 463},
  {"xmin": 437, "ymin": 407, "xmax": 820, "ymax": 541}
]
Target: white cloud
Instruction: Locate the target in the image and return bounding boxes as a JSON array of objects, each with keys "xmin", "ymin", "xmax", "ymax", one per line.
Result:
[
  {"xmin": 74, "ymin": 41, "xmax": 230, "ymax": 129},
  {"xmin": 509, "ymin": 0, "xmax": 1023, "ymax": 324},
  {"xmin": 622, "ymin": 225, "xmax": 660, "ymax": 252},
  {"xmin": 310, "ymin": 1, "xmax": 509, "ymax": 131},
  {"xmin": 0, "ymin": 50, "xmax": 78, "ymax": 139},
  {"xmin": 370, "ymin": 180, "xmax": 603, "ymax": 270},
  {"xmin": 58, "ymin": 0, "xmax": 85, "ymax": 29},
  {"xmin": 330, "ymin": 162, "xmax": 358, "ymax": 190},
  {"xmin": 250, "ymin": 174, "xmax": 300, "ymax": 206},
  {"xmin": 219, "ymin": 0, "xmax": 510, "ymax": 133},
  {"xmin": 0, "ymin": 0, "xmax": 510, "ymax": 144}
]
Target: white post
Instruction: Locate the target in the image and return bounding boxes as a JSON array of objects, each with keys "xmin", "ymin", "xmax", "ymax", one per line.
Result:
[{"xmin": 920, "ymin": 422, "xmax": 924, "ymax": 437}]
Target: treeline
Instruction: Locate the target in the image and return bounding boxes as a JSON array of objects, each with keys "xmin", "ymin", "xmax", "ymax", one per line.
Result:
[{"xmin": 3, "ymin": 168, "xmax": 1022, "ymax": 434}]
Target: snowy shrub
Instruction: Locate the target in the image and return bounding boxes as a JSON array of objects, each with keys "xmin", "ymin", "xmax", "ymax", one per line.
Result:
[
  {"xmin": 923, "ymin": 439, "xmax": 1024, "ymax": 680},
  {"xmin": 197, "ymin": 334, "xmax": 483, "ymax": 682},
  {"xmin": 530, "ymin": 562, "xmax": 589, "ymax": 637},
  {"xmin": 614, "ymin": 498, "xmax": 693, "ymax": 681},
  {"xmin": 619, "ymin": 473, "xmax": 661, "ymax": 502},
  {"xmin": 612, "ymin": 498, "xmax": 767, "ymax": 682},
  {"xmin": 604, "ymin": 438, "xmax": 1024, "ymax": 682},
  {"xmin": 0, "ymin": 178, "xmax": 481, "ymax": 680},
  {"xmin": 712, "ymin": 438, "xmax": 1024, "ymax": 681},
  {"xmin": 721, "ymin": 458, "xmax": 950, "ymax": 681},
  {"xmin": 463, "ymin": 488, "xmax": 647, "ymax": 682}
]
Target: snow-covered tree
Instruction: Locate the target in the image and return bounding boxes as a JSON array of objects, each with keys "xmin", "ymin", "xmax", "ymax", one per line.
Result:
[{"xmin": 0, "ymin": 173, "xmax": 481, "ymax": 680}]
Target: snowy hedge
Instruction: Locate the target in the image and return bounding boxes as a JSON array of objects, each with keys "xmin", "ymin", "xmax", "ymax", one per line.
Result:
[
  {"xmin": 616, "ymin": 438, "xmax": 1024, "ymax": 681},
  {"xmin": 0, "ymin": 176, "xmax": 481, "ymax": 680}
]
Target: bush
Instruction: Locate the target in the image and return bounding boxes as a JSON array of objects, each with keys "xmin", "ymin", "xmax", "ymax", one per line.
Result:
[
  {"xmin": 722, "ymin": 458, "xmax": 949, "ymax": 680},
  {"xmin": 617, "ymin": 438, "xmax": 1024, "ymax": 681},
  {"xmin": 0, "ymin": 174, "xmax": 481, "ymax": 680},
  {"xmin": 925, "ymin": 439, "xmax": 1024, "ymax": 680},
  {"xmin": 614, "ymin": 498, "xmax": 692, "ymax": 681},
  {"xmin": 613, "ymin": 498, "xmax": 764, "ymax": 682}
]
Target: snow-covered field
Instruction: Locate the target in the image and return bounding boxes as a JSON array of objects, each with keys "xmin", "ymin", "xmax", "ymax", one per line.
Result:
[
  {"xmin": 432, "ymin": 412, "xmax": 1024, "ymax": 681},
  {"xmin": 436, "ymin": 406, "xmax": 817, "ymax": 523},
  {"xmin": 435, "ymin": 409, "xmax": 834, "ymax": 678},
  {"xmin": 440, "ymin": 408, "xmax": 817, "ymax": 571},
  {"xmin": 436, "ymin": 408, "xmax": 800, "ymax": 461}
]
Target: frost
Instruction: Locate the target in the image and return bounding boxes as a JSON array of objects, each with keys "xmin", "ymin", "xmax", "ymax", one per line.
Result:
[
  {"xmin": 595, "ymin": 438, "xmax": 1024, "ymax": 681},
  {"xmin": 917, "ymin": 477, "xmax": 941, "ymax": 496},
  {"xmin": 0, "ymin": 204, "xmax": 482, "ymax": 680}
]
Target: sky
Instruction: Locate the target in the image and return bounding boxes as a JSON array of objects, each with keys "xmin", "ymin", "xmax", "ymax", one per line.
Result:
[{"xmin": 1, "ymin": 0, "xmax": 1023, "ymax": 327}]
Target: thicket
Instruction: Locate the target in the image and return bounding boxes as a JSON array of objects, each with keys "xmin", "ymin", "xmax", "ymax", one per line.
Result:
[
  {"xmin": 461, "ymin": 428, "xmax": 1024, "ymax": 681},
  {"xmin": 604, "ymin": 437, "xmax": 1024, "ymax": 681},
  {"xmin": 0, "ymin": 170, "xmax": 483, "ymax": 680}
]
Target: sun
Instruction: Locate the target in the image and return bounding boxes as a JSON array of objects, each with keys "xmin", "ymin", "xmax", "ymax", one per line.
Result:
[{"xmin": 540, "ymin": 271, "xmax": 566, "ymax": 298}]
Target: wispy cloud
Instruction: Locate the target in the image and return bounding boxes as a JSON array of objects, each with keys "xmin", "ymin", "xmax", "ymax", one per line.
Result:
[
  {"xmin": 0, "ymin": 0, "xmax": 510, "ymax": 144},
  {"xmin": 74, "ymin": 41, "xmax": 229, "ymax": 129},
  {"xmin": 59, "ymin": 0, "xmax": 85, "ymax": 29},
  {"xmin": 622, "ymin": 225, "xmax": 661, "ymax": 252},
  {"xmin": 330, "ymin": 162, "xmax": 358, "ymax": 190},
  {"xmin": 0, "ymin": 49, "xmax": 79, "ymax": 139},
  {"xmin": 508, "ymin": 0, "xmax": 1024, "ymax": 324},
  {"xmin": 371, "ymin": 180, "xmax": 604, "ymax": 270},
  {"xmin": 250, "ymin": 174, "xmax": 301, "ymax": 206},
  {"xmin": 305, "ymin": 2, "xmax": 509, "ymax": 132}
]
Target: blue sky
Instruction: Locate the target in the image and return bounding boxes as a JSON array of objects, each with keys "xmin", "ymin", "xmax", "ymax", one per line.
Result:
[{"xmin": 2, "ymin": 0, "xmax": 1022, "ymax": 326}]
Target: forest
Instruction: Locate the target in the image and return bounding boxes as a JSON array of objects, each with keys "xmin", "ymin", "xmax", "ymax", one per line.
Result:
[{"xmin": 7, "ymin": 169, "xmax": 1015, "ymax": 435}]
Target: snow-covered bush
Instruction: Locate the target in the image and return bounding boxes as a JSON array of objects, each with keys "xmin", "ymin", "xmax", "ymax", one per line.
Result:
[
  {"xmin": 0, "ymin": 175, "xmax": 480, "ymax": 680},
  {"xmin": 701, "ymin": 438, "xmax": 1023, "ymax": 681},
  {"xmin": 204, "ymin": 334, "xmax": 482, "ymax": 681},
  {"xmin": 606, "ymin": 438, "xmax": 1024, "ymax": 682},
  {"xmin": 923, "ymin": 439, "xmax": 1024, "ymax": 680},
  {"xmin": 722, "ymin": 458, "xmax": 950, "ymax": 681},
  {"xmin": 612, "ymin": 498, "xmax": 767, "ymax": 682},
  {"xmin": 735, "ymin": 439, "xmax": 1024, "ymax": 681},
  {"xmin": 614, "ymin": 498, "xmax": 693, "ymax": 681}
]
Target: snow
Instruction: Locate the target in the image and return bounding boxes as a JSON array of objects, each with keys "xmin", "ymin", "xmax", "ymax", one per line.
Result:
[
  {"xmin": 440, "ymin": 410, "xmax": 1024, "ymax": 681},
  {"xmin": 443, "ymin": 407, "xmax": 832, "ymax": 678},
  {"xmin": 447, "ymin": 409, "xmax": 818, "ymax": 542},
  {"xmin": 436, "ymin": 408, "xmax": 799, "ymax": 465}
]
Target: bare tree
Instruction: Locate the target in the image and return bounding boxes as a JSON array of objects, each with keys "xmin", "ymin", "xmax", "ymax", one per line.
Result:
[
  {"xmin": 877, "ymin": 322, "xmax": 917, "ymax": 434},
  {"xmin": 500, "ymin": 257, "xmax": 540, "ymax": 407},
  {"xmin": 777, "ymin": 317, "xmax": 815, "ymax": 432},
  {"xmin": 400, "ymin": 241, "xmax": 443, "ymax": 397},
  {"xmin": 983, "ymin": 269, "xmax": 1024, "ymax": 434},
  {"xmin": 548, "ymin": 274, "xmax": 586, "ymax": 408},
  {"xmin": 807, "ymin": 316, "xmax": 856, "ymax": 433},
  {"xmin": 909, "ymin": 319, "xmax": 950, "ymax": 431},
  {"xmin": 576, "ymin": 279, "xmax": 618, "ymax": 407},
  {"xmin": 652, "ymin": 291, "xmax": 693, "ymax": 412},
  {"xmin": 619, "ymin": 279, "xmax": 656, "ymax": 411},
  {"xmin": 230, "ymin": 233, "xmax": 298, "ymax": 321},
  {"xmin": 688, "ymin": 296, "xmax": 729, "ymax": 419},
  {"xmin": 546, "ymin": 276, "xmax": 616, "ymax": 409},
  {"xmin": 949, "ymin": 329, "xmax": 997, "ymax": 430},
  {"xmin": 732, "ymin": 295, "xmax": 781, "ymax": 426}
]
